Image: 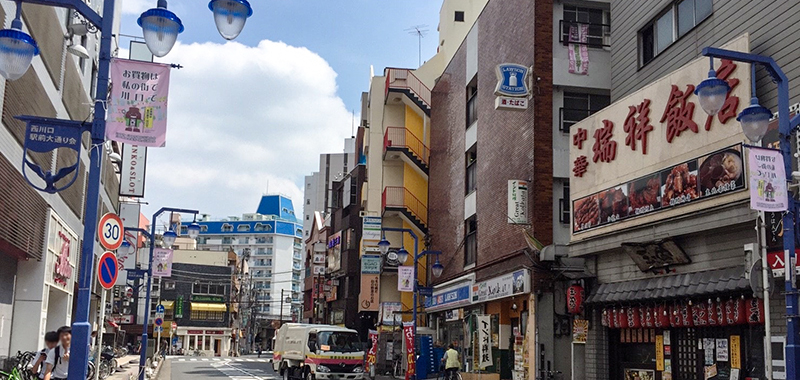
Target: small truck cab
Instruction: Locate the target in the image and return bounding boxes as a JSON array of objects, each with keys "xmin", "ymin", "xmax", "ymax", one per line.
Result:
[{"xmin": 273, "ymin": 323, "xmax": 365, "ymax": 380}]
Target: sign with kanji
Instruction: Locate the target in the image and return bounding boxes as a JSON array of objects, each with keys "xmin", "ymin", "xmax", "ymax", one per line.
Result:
[
  {"xmin": 477, "ymin": 315, "xmax": 493, "ymax": 369},
  {"xmin": 569, "ymin": 35, "xmax": 751, "ymax": 239},
  {"xmin": 748, "ymin": 147, "xmax": 788, "ymax": 212},
  {"xmin": 152, "ymin": 248, "xmax": 173, "ymax": 277},
  {"xmin": 107, "ymin": 59, "xmax": 171, "ymax": 147}
]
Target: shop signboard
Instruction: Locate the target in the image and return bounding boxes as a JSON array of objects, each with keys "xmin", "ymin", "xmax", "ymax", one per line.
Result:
[
  {"xmin": 472, "ymin": 269, "xmax": 530, "ymax": 303},
  {"xmin": 118, "ymin": 203, "xmax": 141, "ymax": 285},
  {"xmin": 380, "ymin": 302, "xmax": 402, "ymax": 325},
  {"xmin": 191, "ymin": 295, "xmax": 224, "ymax": 302},
  {"xmin": 570, "ymin": 35, "xmax": 751, "ymax": 241},
  {"xmin": 767, "ymin": 250, "xmax": 800, "ymax": 277},
  {"xmin": 359, "ymin": 274, "xmax": 380, "ymax": 312},
  {"xmin": 175, "ymin": 296, "xmax": 184, "ymax": 318},
  {"xmin": 362, "ymin": 216, "xmax": 382, "ymax": 242},
  {"xmin": 361, "ymin": 255, "xmax": 382, "ymax": 274},
  {"xmin": 327, "ymin": 232, "xmax": 342, "ymax": 272},
  {"xmin": 572, "ymin": 319, "xmax": 588, "ymax": 344},
  {"xmin": 424, "ymin": 283, "xmax": 472, "ymax": 311},
  {"xmin": 508, "ymin": 180, "xmax": 528, "ymax": 224},
  {"xmin": 112, "ymin": 315, "xmax": 134, "ymax": 324},
  {"xmin": 477, "ymin": 315, "xmax": 492, "ymax": 369},
  {"xmin": 312, "ymin": 265, "xmax": 325, "ymax": 275},
  {"xmin": 120, "ymin": 144, "xmax": 147, "ymax": 197}
]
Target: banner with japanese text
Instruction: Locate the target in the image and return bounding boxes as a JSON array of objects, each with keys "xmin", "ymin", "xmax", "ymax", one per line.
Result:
[
  {"xmin": 366, "ymin": 330, "xmax": 379, "ymax": 373},
  {"xmin": 477, "ymin": 315, "xmax": 493, "ymax": 369},
  {"xmin": 107, "ymin": 59, "xmax": 171, "ymax": 147},
  {"xmin": 403, "ymin": 322, "xmax": 416, "ymax": 380},
  {"xmin": 152, "ymin": 248, "xmax": 173, "ymax": 277},
  {"xmin": 398, "ymin": 266, "xmax": 414, "ymax": 292},
  {"xmin": 748, "ymin": 147, "xmax": 788, "ymax": 212}
]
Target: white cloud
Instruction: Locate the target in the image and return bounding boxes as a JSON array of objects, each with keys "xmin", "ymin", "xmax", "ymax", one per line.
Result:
[
  {"xmin": 141, "ymin": 40, "xmax": 352, "ymax": 219},
  {"xmin": 121, "ymin": 0, "xmax": 150, "ymax": 15}
]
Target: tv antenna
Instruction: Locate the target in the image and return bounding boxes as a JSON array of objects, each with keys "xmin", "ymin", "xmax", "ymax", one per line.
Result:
[{"xmin": 405, "ymin": 24, "xmax": 429, "ymax": 67}]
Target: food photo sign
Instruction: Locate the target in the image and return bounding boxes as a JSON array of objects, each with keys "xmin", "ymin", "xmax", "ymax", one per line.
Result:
[{"xmin": 570, "ymin": 35, "xmax": 752, "ymax": 238}]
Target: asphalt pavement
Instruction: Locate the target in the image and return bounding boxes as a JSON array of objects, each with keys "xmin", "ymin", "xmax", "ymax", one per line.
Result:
[{"xmin": 163, "ymin": 355, "xmax": 277, "ymax": 380}]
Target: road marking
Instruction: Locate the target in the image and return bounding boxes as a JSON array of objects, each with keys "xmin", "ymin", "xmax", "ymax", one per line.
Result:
[
  {"xmin": 202, "ymin": 358, "xmax": 210, "ymax": 361},
  {"xmin": 177, "ymin": 359, "xmax": 186, "ymax": 362},
  {"xmin": 190, "ymin": 358, "xmax": 197, "ymax": 361}
]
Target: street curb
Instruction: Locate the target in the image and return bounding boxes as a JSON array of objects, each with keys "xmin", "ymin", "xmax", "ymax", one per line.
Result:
[{"xmin": 153, "ymin": 358, "xmax": 169, "ymax": 380}]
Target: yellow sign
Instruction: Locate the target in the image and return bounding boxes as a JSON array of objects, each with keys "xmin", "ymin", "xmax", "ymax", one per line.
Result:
[
  {"xmin": 730, "ymin": 335, "xmax": 741, "ymax": 369},
  {"xmin": 572, "ymin": 319, "xmax": 588, "ymax": 343},
  {"xmin": 655, "ymin": 335, "xmax": 664, "ymax": 371}
]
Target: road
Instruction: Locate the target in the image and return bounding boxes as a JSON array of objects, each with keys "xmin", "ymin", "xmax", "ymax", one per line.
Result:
[{"xmin": 166, "ymin": 356, "xmax": 277, "ymax": 380}]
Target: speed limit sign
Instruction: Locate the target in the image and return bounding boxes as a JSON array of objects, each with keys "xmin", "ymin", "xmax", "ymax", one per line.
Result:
[{"xmin": 98, "ymin": 213, "xmax": 124, "ymax": 250}]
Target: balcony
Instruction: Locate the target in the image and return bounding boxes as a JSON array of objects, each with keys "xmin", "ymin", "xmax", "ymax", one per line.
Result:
[
  {"xmin": 382, "ymin": 186, "xmax": 427, "ymax": 233},
  {"xmin": 385, "ymin": 68, "xmax": 431, "ymax": 115},
  {"xmin": 384, "ymin": 127, "xmax": 429, "ymax": 174},
  {"xmin": 558, "ymin": 20, "xmax": 610, "ymax": 48},
  {"xmin": 293, "ymin": 263, "xmax": 302, "ymax": 271},
  {"xmin": 293, "ymin": 252, "xmax": 302, "ymax": 261}
]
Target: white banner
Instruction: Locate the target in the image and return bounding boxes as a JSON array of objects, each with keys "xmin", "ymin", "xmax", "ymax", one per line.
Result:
[
  {"xmin": 398, "ymin": 266, "xmax": 414, "ymax": 292},
  {"xmin": 120, "ymin": 144, "xmax": 147, "ymax": 197},
  {"xmin": 477, "ymin": 315, "xmax": 493, "ymax": 369},
  {"xmin": 472, "ymin": 269, "xmax": 530, "ymax": 303},
  {"xmin": 117, "ymin": 203, "xmax": 140, "ymax": 285},
  {"xmin": 748, "ymin": 147, "xmax": 788, "ymax": 212},
  {"xmin": 508, "ymin": 180, "xmax": 528, "ymax": 224}
]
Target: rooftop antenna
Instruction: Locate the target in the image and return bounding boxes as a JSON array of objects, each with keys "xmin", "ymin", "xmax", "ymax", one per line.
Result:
[
  {"xmin": 351, "ymin": 109, "xmax": 355, "ymax": 138},
  {"xmin": 405, "ymin": 24, "xmax": 429, "ymax": 67}
]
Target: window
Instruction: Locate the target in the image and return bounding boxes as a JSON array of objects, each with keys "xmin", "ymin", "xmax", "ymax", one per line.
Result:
[
  {"xmin": 466, "ymin": 78, "xmax": 478, "ymax": 127},
  {"xmin": 454, "ymin": 11, "xmax": 465, "ymax": 22},
  {"xmin": 561, "ymin": 6, "xmax": 610, "ymax": 48},
  {"xmin": 560, "ymin": 92, "xmax": 611, "ymax": 132},
  {"xmin": 222, "ymin": 237, "xmax": 232, "ymax": 245},
  {"xmin": 238, "ymin": 224, "xmax": 251, "ymax": 232},
  {"xmin": 465, "ymin": 146, "xmax": 477, "ymax": 195},
  {"xmin": 200, "ymin": 225, "xmax": 208, "ymax": 232},
  {"xmin": 306, "ymin": 199, "xmax": 311, "ymax": 205},
  {"xmin": 639, "ymin": 0, "xmax": 711, "ymax": 66},
  {"xmin": 192, "ymin": 283, "xmax": 226, "ymax": 295},
  {"xmin": 190, "ymin": 310, "xmax": 224, "ymax": 321},
  {"xmin": 559, "ymin": 183, "xmax": 570, "ymax": 224},
  {"xmin": 180, "ymin": 226, "xmax": 188, "ymax": 235},
  {"xmin": 222, "ymin": 223, "xmax": 233, "ymax": 232},
  {"xmin": 464, "ymin": 216, "xmax": 477, "ymax": 267}
]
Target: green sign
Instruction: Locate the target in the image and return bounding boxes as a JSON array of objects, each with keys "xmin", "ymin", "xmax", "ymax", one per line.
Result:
[
  {"xmin": 175, "ymin": 296, "xmax": 184, "ymax": 318},
  {"xmin": 192, "ymin": 295, "xmax": 225, "ymax": 303}
]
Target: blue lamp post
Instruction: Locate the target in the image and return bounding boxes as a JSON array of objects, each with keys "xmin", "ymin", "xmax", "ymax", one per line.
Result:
[
  {"xmin": 696, "ymin": 47, "xmax": 800, "ymax": 380},
  {"xmin": 1, "ymin": 1, "xmax": 252, "ymax": 380}
]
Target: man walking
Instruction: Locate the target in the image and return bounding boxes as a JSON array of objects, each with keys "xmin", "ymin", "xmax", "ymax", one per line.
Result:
[
  {"xmin": 441, "ymin": 342, "xmax": 460, "ymax": 380},
  {"xmin": 44, "ymin": 326, "xmax": 71, "ymax": 380}
]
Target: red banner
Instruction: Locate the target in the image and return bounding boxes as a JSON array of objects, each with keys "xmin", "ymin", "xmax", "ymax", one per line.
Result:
[
  {"xmin": 403, "ymin": 322, "xmax": 416, "ymax": 380},
  {"xmin": 367, "ymin": 330, "xmax": 378, "ymax": 373}
]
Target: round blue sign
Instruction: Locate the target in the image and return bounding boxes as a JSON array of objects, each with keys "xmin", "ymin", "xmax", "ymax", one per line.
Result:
[{"xmin": 98, "ymin": 252, "xmax": 118, "ymax": 290}]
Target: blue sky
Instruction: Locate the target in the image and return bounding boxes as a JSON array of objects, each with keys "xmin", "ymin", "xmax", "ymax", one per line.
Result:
[
  {"xmin": 120, "ymin": 1, "xmax": 442, "ymax": 112},
  {"xmin": 119, "ymin": 1, "xmax": 443, "ymax": 222}
]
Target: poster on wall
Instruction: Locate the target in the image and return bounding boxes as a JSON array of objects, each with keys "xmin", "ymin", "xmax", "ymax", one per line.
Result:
[
  {"xmin": 381, "ymin": 302, "xmax": 402, "ymax": 325},
  {"xmin": 623, "ymin": 369, "xmax": 654, "ymax": 380}
]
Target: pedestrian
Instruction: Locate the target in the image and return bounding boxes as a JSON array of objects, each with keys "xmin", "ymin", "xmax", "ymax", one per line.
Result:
[
  {"xmin": 257, "ymin": 344, "xmax": 262, "ymax": 358},
  {"xmin": 441, "ymin": 342, "xmax": 460, "ymax": 380},
  {"xmin": 30, "ymin": 331, "xmax": 59, "ymax": 379},
  {"xmin": 43, "ymin": 326, "xmax": 72, "ymax": 380}
]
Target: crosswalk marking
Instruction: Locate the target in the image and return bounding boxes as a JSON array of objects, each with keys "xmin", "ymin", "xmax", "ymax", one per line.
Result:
[{"xmin": 173, "ymin": 357, "xmax": 271, "ymax": 363}]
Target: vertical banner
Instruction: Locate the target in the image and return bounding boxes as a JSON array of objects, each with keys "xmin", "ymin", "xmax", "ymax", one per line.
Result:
[
  {"xmin": 362, "ymin": 216, "xmax": 382, "ymax": 242},
  {"xmin": 507, "ymin": 180, "xmax": 529, "ymax": 224},
  {"xmin": 748, "ymin": 147, "xmax": 788, "ymax": 211},
  {"xmin": 366, "ymin": 330, "xmax": 379, "ymax": 373},
  {"xmin": 477, "ymin": 315, "xmax": 493, "ymax": 369},
  {"xmin": 152, "ymin": 248, "xmax": 173, "ymax": 277},
  {"xmin": 655, "ymin": 335, "xmax": 664, "ymax": 371},
  {"xmin": 568, "ymin": 24, "xmax": 589, "ymax": 75},
  {"xmin": 359, "ymin": 274, "xmax": 380, "ymax": 312},
  {"xmin": 107, "ymin": 59, "xmax": 172, "ymax": 147},
  {"xmin": 398, "ymin": 266, "xmax": 414, "ymax": 292},
  {"xmin": 730, "ymin": 335, "xmax": 741, "ymax": 369},
  {"xmin": 403, "ymin": 322, "xmax": 416, "ymax": 380},
  {"xmin": 119, "ymin": 144, "xmax": 147, "ymax": 197}
]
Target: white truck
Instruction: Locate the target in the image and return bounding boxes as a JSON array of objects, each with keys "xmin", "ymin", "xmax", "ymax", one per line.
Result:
[{"xmin": 273, "ymin": 323, "xmax": 366, "ymax": 380}]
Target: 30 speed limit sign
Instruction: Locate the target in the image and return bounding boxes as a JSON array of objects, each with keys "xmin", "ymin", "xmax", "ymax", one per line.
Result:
[{"xmin": 98, "ymin": 213, "xmax": 124, "ymax": 250}]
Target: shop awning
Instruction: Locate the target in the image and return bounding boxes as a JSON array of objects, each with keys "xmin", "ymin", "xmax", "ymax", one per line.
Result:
[
  {"xmin": 160, "ymin": 301, "xmax": 174, "ymax": 309},
  {"xmin": 586, "ymin": 266, "xmax": 749, "ymax": 304},
  {"xmin": 191, "ymin": 302, "xmax": 227, "ymax": 312}
]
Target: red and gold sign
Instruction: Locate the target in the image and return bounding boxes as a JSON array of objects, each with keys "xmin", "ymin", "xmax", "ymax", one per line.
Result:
[
  {"xmin": 567, "ymin": 284, "xmax": 584, "ymax": 314},
  {"xmin": 602, "ymin": 298, "xmax": 763, "ymax": 329}
]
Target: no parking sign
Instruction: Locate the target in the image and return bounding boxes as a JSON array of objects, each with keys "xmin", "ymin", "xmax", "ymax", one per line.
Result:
[{"xmin": 98, "ymin": 252, "xmax": 119, "ymax": 290}]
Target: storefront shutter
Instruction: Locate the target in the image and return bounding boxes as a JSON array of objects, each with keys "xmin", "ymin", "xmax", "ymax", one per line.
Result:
[{"xmin": 0, "ymin": 154, "xmax": 48, "ymax": 261}]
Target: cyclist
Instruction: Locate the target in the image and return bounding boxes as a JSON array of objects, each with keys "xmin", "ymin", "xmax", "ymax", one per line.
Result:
[
  {"xmin": 30, "ymin": 332, "xmax": 59, "ymax": 379},
  {"xmin": 43, "ymin": 326, "xmax": 71, "ymax": 380},
  {"xmin": 441, "ymin": 342, "xmax": 460, "ymax": 380}
]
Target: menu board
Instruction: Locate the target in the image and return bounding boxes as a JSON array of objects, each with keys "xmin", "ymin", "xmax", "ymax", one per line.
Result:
[{"xmin": 573, "ymin": 144, "xmax": 745, "ymax": 233}]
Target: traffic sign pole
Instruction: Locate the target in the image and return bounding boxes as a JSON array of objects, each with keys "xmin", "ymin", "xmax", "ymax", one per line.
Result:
[{"xmin": 94, "ymin": 289, "xmax": 108, "ymax": 380}]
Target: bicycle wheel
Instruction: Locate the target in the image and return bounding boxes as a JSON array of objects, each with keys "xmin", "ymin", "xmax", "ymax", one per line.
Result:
[
  {"xmin": 0, "ymin": 371, "xmax": 9, "ymax": 380},
  {"xmin": 87, "ymin": 361, "xmax": 96, "ymax": 380},
  {"xmin": 99, "ymin": 360, "xmax": 111, "ymax": 379}
]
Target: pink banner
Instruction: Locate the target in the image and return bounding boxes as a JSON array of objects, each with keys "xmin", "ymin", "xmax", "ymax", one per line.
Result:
[
  {"xmin": 403, "ymin": 322, "xmax": 415, "ymax": 380},
  {"xmin": 366, "ymin": 330, "xmax": 378, "ymax": 373},
  {"xmin": 748, "ymin": 147, "xmax": 788, "ymax": 212},
  {"xmin": 152, "ymin": 248, "xmax": 173, "ymax": 277},
  {"xmin": 107, "ymin": 59, "xmax": 171, "ymax": 147},
  {"xmin": 568, "ymin": 24, "xmax": 589, "ymax": 75}
]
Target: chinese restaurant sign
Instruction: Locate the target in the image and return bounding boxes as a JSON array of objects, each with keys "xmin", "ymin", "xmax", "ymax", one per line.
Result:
[
  {"xmin": 570, "ymin": 35, "xmax": 751, "ymax": 237},
  {"xmin": 107, "ymin": 59, "xmax": 171, "ymax": 147}
]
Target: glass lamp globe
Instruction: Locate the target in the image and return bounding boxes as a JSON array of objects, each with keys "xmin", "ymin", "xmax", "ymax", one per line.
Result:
[
  {"xmin": 209, "ymin": 0, "xmax": 253, "ymax": 40},
  {"xmin": 0, "ymin": 28, "xmax": 39, "ymax": 81},
  {"xmin": 187, "ymin": 222, "xmax": 201, "ymax": 239},
  {"xmin": 431, "ymin": 259, "xmax": 444, "ymax": 278},
  {"xmin": 737, "ymin": 101, "xmax": 772, "ymax": 143},
  {"xmin": 396, "ymin": 247, "xmax": 409, "ymax": 264},
  {"xmin": 119, "ymin": 240, "xmax": 134, "ymax": 256},
  {"xmin": 162, "ymin": 230, "xmax": 177, "ymax": 247},
  {"xmin": 694, "ymin": 71, "xmax": 730, "ymax": 116},
  {"xmin": 378, "ymin": 237, "xmax": 390, "ymax": 255},
  {"xmin": 138, "ymin": 7, "xmax": 184, "ymax": 57}
]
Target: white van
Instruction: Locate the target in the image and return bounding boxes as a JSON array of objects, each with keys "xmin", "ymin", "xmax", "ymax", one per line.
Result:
[{"xmin": 273, "ymin": 323, "xmax": 365, "ymax": 380}]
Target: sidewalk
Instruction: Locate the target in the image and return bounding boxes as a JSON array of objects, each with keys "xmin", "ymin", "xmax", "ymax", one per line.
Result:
[{"xmin": 107, "ymin": 355, "xmax": 141, "ymax": 380}]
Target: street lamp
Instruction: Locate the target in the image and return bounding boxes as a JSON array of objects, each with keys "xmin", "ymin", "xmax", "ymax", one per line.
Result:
[
  {"xmin": 208, "ymin": 0, "xmax": 253, "ymax": 40},
  {"xmin": 187, "ymin": 222, "xmax": 201, "ymax": 239},
  {"xmin": 119, "ymin": 240, "xmax": 135, "ymax": 256},
  {"xmin": 137, "ymin": 0, "xmax": 184, "ymax": 58},
  {"xmin": 0, "ymin": 4, "xmax": 39, "ymax": 81},
  {"xmin": 161, "ymin": 230, "xmax": 177, "ymax": 247},
  {"xmin": 431, "ymin": 258, "xmax": 444, "ymax": 278},
  {"xmin": 396, "ymin": 247, "xmax": 409, "ymax": 264},
  {"xmin": 696, "ymin": 48, "xmax": 800, "ymax": 380},
  {"xmin": 378, "ymin": 236, "xmax": 390, "ymax": 255}
]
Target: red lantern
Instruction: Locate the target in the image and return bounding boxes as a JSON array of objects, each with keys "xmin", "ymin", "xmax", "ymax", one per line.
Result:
[
  {"xmin": 725, "ymin": 298, "xmax": 747, "ymax": 325},
  {"xmin": 654, "ymin": 304, "xmax": 669, "ymax": 328},
  {"xmin": 567, "ymin": 285, "xmax": 584, "ymax": 314},
  {"xmin": 669, "ymin": 304, "xmax": 682, "ymax": 327},
  {"xmin": 680, "ymin": 302, "xmax": 694, "ymax": 327},
  {"xmin": 626, "ymin": 306, "xmax": 641, "ymax": 328},
  {"xmin": 715, "ymin": 300, "xmax": 728, "ymax": 326},
  {"xmin": 641, "ymin": 305, "xmax": 655, "ymax": 328},
  {"xmin": 748, "ymin": 298, "xmax": 765, "ymax": 325},
  {"xmin": 707, "ymin": 300, "xmax": 719, "ymax": 326},
  {"xmin": 615, "ymin": 308, "xmax": 626, "ymax": 329},
  {"xmin": 601, "ymin": 308, "xmax": 610, "ymax": 327},
  {"xmin": 692, "ymin": 301, "xmax": 709, "ymax": 326}
]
